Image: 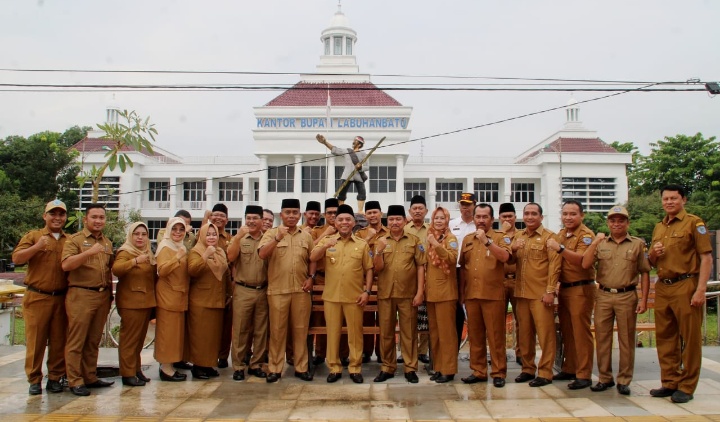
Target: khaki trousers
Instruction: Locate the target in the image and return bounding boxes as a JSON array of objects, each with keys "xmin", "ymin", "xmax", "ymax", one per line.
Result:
[
  {"xmin": 594, "ymin": 290, "xmax": 638, "ymax": 385},
  {"xmin": 23, "ymin": 291, "xmax": 67, "ymax": 384},
  {"xmin": 558, "ymin": 284, "xmax": 595, "ymax": 379},
  {"xmin": 64, "ymin": 288, "xmax": 111, "ymax": 387},
  {"xmin": 655, "ymin": 278, "xmax": 703, "ymax": 394},
  {"xmin": 117, "ymin": 307, "xmax": 152, "ymax": 377},
  {"xmin": 268, "ymin": 292, "xmax": 311, "ymax": 373},
  {"xmin": 466, "ymin": 298, "xmax": 507, "ymax": 378},
  {"xmin": 378, "ymin": 297, "xmax": 417, "ymax": 373},
  {"xmin": 515, "ymin": 297, "xmax": 556, "ymax": 380},
  {"xmin": 324, "ymin": 301, "xmax": 364, "ymax": 373},
  {"xmin": 427, "ymin": 300, "xmax": 458, "ymax": 375},
  {"xmin": 231, "ymin": 285, "xmax": 269, "ymax": 371}
]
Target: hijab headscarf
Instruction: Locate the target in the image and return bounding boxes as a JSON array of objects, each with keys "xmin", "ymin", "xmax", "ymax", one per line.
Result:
[
  {"xmin": 155, "ymin": 216, "xmax": 188, "ymax": 257},
  {"xmin": 428, "ymin": 207, "xmax": 452, "ymax": 275},
  {"xmin": 192, "ymin": 223, "xmax": 228, "ymax": 282},
  {"xmin": 118, "ymin": 222, "xmax": 156, "ymax": 265}
]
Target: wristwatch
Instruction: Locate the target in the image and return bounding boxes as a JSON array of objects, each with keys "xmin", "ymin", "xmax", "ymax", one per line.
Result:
[
  {"xmin": 484, "ymin": 239, "xmax": 493, "ymax": 247},
  {"xmin": 364, "ymin": 289, "xmax": 372, "ymax": 295},
  {"xmin": 558, "ymin": 244, "xmax": 566, "ymax": 254}
]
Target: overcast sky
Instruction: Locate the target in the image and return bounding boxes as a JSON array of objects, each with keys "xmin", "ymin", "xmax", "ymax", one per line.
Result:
[{"xmin": 1, "ymin": 0, "xmax": 718, "ymax": 159}]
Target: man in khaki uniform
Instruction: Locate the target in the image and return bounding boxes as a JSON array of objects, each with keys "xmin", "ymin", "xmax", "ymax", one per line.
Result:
[
  {"xmin": 459, "ymin": 204, "xmax": 512, "ymax": 388},
  {"xmin": 647, "ymin": 185, "xmax": 712, "ymax": 403},
  {"xmin": 404, "ymin": 195, "xmax": 430, "ymax": 363},
  {"xmin": 512, "ymin": 202, "xmax": 561, "ymax": 387},
  {"xmin": 12, "ymin": 200, "xmax": 69, "ymax": 395},
  {"xmin": 498, "ymin": 202, "xmax": 521, "ymax": 364},
  {"xmin": 228, "ymin": 205, "xmax": 269, "ymax": 381},
  {"xmin": 311, "ymin": 204, "xmax": 373, "ymax": 383},
  {"xmin": 582, "ymin": 205, "xmax": 650, "ymax": 395},
  {"xmin": 61, "ymin": 204, "xmax": 114, "ymax": 396},
  {"xmin": 546, "ymin": 200, "xmax": 596, "ymax": 389},
  {"xmin": 356, "ymin": 200, "xmax": 388, "ymax": 362},
  {"xmin": 258, "ymin": 198, "xmax": 316, "ymax": 383},
  {"xmin": 372, "ymin": 205, "xmax": 426, "ymax": 384}
]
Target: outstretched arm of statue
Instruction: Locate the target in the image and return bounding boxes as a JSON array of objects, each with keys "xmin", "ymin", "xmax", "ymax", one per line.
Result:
[{"xmin": 315, "ymin": 134, "xmax": 334, "ymax": 150}]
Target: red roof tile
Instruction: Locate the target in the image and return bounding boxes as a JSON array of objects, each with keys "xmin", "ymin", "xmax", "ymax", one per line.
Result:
[
  {"xmin": 265, "ymin": 82, "xmax": 402, "ymax": 107},
  {"xmin": 70, "ymin": 137, "xmax": 163, "ymax": 157},
  {"xmin": 518, "ymin": 137, "xmax": 619, "ymax": 163}
]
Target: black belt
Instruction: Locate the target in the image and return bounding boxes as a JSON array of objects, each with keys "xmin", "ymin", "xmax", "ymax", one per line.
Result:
[
  {"xmin": 560, "ymin": 279, "xmax": 595, "ymax": 289},
  {"xmin": 599, "ymin": 284, "xmax": 636, "ymax": 294},
  {"xmin": 26, "ymin": 286, "xmax": 67, "ymax": 296},
  {"xmin": 235, "ymin": 280, "xmax": 267, "ymax": 290},
  {"xmin": 659, "ymin": 273, "xmax": 697, "ymax": 285},
  {"xmin": 70, "ymin": 285, "xmax": 109, "ymax": 292},
  {"xmin": 505, "ymin": 273, "xmax": 516, "ymax": 279}
]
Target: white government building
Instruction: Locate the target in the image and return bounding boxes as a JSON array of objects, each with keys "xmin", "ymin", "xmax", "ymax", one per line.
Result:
[{"xmin": 73, "ymin": 7, "xmax": 631, "ymax": 239}]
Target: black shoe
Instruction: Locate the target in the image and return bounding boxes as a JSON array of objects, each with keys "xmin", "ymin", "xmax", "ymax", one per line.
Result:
[
  {"xmin": 327, "ymin": 372, "xmax": 342, "ymax": 383},
  {"xmin": 462, "ymin": 374, "xmax": 488, "ymax": 384},
  {"xmin": 340, "ymin": 357, "xmax": 350, "ymax": 367},
  {"xmin": 232, "ymin": 370, "xmax": 245, "ymax": 381},
  {"xmin": 286, "ymin": 357, "xmax": 295, "ymax": 366},
  {"xmin": 29, "ymin": 383, "xmax": 42, "ymax": 395},
  {"xmin": 435, "ymin": 374, "xmax": 454, "ymax": 383},
  {"xmin": 396, "ymin": 356, "xmax": 404, "ymax": 363},
  {"xmin": 515, "ymin": 372, "xmax": 535, "ymax": 383},
  {"xmin": 404, "ymin": 371, "xmax": 419, "ymax": 383},
  {"xmin": 312, "ymin": 356, "xmax": 325, "ymax": 366},
  {"xmin": 248, "ymin": 368, "xmax": 267, "ymax": 378},
  {"xmin": 617, "ymin": 384, "xmax": 631, "ymax": 395},
  {"xmin": 191, "ymin": 368, "xmax": 209, "ymax": 380},
  {"xmin": 430, "ymin": 371, "xmax": 441, "ymax": 381},
  {"xmin": 529, "ymin": 377, "xmax": 552, "ymax": 387},
  {"xmin": 266, "ymin": 372, "xmax": 281, "ymax": 383},
  {"xmin": 350, "ymin": 373, "xmax": 363, "ymax": 384},
  {"xmin": 552, "ymin": 371, "xmax": 576, "ymax": 381},
  {"xmin": 217, "ymin": 359, "xmax": 228, "ymax": 368},
  {"xmin": 671, "ymin": 390, "xmax": 693, "ymax": 403},
  {"xmin": 362, "ymin": 354, "xmax": 371, "ymax": 364},
  {"xmin": 294, "ymin": 371, "xmax": 313, "ymax": 381},
  {"xmin": 419, "ymin": 354, "xmax": 430, "ymax": 364},
  {"xmin": 86, "ymin": 379, "xmax": 114, "ymax": 388},
  {"xmin": 568, "ymin": 378, "xmax": 592, "ymax": 390},
  {"xmin": 122, "ymin": 376, "xmax": 146, "ymax": 386},
  {"xmin": 374, "ymin": 371, "xmax": 395, "ymax": 382},
  {"xmin": 136, "ymin": 371, "xmax": 151, "ymax": 383},
  {"xmin": 204, "ymin": 367, "xmax": 220, "ymax": 377},
  {"xmin": 173, "ymin": 361, "xmax": 193, "ymax": 370},
  {"xmin": 493, "ymin": 377, "xmax": 506, "ymax": 388},
  {"xmin": 159, "ymin": 369, "xmax": 187, "ymax": 382},
  {"xmin": 650, "ymin": 386, "xmax": 677, "ymax": 397},
  {"xmin": 46, "ymin": 379, "xmax": 64, "ymax": 393},
  {"xmin": 70, "ymin": 385, "xmax": 90, "ymax": 396},
  {"xmin": 590, "ymin": 381, "xmax": 616, "ymax": 392}
]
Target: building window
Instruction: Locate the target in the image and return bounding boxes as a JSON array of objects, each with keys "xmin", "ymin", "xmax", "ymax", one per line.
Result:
[
  {"xmin": 474, "ymin": 182, "xmax": 499, "ymax": 203},
  {"xmin": 147, "ymin": 220, "xmax": 165, "ymax": 243},
  {"xmin": 218, "ymin": 181, "xmax": 243, "ymax": 202},
  {"xmin": 404, "ymin": 182, "xmax": 427, "ymax": 202},
  {"xmin": 253, "ymin": 181, "xmax": 260, "ymax": 202},
  {"xmin": 346, "ymin": 37, "xmax": 352, "ymax": 55},
  {"xmin": 561, "ymin": 177, "xmax": 616, "ymax": 213},
  {"xmin": 324, "ymin": 38, "xmax": 330, "ymax": 55},
  {"xmin": 224, "ymin": 220, "xmax": 243, "ymax": 236},
  {"xmin": 334, "ymin": 36, "xmax": 342, "ymax": 55},
  {"xmin": 335, "ymin": 166, "xmax": 357, "ymax": 193},
  {"xmin": 183, "ymin": 181, "xmax": 207, "ymax": 209},
  {"xmin": 435, "ymin": 182, "xmax": 463, "ymax": 203},
  {"xmin": 148, "ymin": 181, "xmax": 168, "ymax": 202},
  {"xmin": 370, "ymin": 166, "xmax": 397, "ymax": 193},
  {"xmin": 302, "ymin": 166, "xmax": 327, "ymax": 193},
  {"xmin": 268, "ymin": 166, "xmax": 294, "ymax": 193},
  {"xmin": 78, "ymin": 176, "xmax": 120, "ymax": 211},
  {"xmin": 511, "ymin": 183, "xmax": 535, "ymax": 203}
]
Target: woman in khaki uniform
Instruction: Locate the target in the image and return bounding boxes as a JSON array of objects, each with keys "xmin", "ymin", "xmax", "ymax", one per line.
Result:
[
  {"xmin": 155, "ymin": 217, "xmax": 190, "ymax": 382},
  {"xmin": 424, "ymin": 207, "xmax": 459, "ymax": 383},
  {"xmin": 187, "ymin": 223, "xmax": 229, "ymax": 379},
  {"xmin": 112, "ymin": 222, "xmax": 157, "ymax": 387}
]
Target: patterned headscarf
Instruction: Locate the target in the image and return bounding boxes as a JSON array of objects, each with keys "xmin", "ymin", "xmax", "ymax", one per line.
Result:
[{"xmin": 427, "ymin": 207, "xmax": 452, "ymax": 275}]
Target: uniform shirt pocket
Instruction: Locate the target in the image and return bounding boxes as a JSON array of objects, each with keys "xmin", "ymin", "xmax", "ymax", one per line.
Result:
[{"xmin": 528, "ymin": 243, "xmax": 545, "ymax": 260}]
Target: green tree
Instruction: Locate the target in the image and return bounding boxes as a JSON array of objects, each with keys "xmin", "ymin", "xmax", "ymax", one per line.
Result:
[
  {"xmin": 58, "ymin": 125, "xmax": 92, "ymax": 148},
  {"xmin": 0, "ymin": 193, "xmax": 44, "ymax": 257},
  {"xmin": 632, "ymin": 133, "xmax": 720, "ymax": 196},
  {"xmin": 609, "ymin": 141, "xmax": 641, "ymax": 191},
  {"xmin": 626, "ymin": 193, "xmax": 665, "ymax": 244}
]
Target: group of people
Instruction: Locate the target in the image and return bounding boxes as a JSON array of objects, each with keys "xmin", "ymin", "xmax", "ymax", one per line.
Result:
[{"xmin": 13, "ymin": 182, "xmax": 710, "ymax": 404}]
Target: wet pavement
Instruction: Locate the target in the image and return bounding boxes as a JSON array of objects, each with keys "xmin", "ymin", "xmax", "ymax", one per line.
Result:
[{"xmin": 1, "ymin": 346, "xmax": 720, "ymax": 421}]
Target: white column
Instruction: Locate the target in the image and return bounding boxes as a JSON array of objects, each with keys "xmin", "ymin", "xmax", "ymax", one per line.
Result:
[
  {"xmin": 428, "ymin": 176, "xmax": 436, "ymax": 210},
  {"xmin": 169, "ymin": 176, "xmax": 178, "ymax": 216},
  {"xmin": 258, "ymin": 155, "xmax": 268, "ymax": 207},
  {"xmin": 294, "ymin": 155, "xmax": 303, "ymax": 200},
  {"xmin": 205, "ymin": 177, "xmax": 214, "ymax": 210},
  {"xmin": 242, "ymin": 176, "xmax": 251, "ymax": 206},
  {"xmin": 466, "ymin": 176, "xmax": 474, "ymax": 195},
  {"xmin": 504, "ymin": 177, "xmax": 513, "ymax": 203},
  {"xmin": 395, "ymin": 155, "xmax": 405, "ymax": 204},
  {"xmin": 326, "ymin": 155, "xmax": 336, "ymax": 196}
]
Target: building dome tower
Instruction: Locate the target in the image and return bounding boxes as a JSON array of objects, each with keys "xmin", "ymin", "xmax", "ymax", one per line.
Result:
[{"xmin": 316, "ymin": 1, "xmax": 360, "ymax": 76}]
